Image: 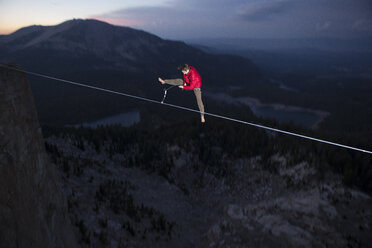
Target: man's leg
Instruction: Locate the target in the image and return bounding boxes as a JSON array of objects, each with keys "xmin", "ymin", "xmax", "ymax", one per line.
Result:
[
  {"xmin": 159, "ymin": 78, "xmax": 184, "ymax": 86},
  {"xmin": 193, "ymin": 88, "xmax": 205, "ymax": 122}
]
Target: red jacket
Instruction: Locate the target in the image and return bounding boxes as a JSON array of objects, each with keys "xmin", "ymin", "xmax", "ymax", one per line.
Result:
[{"xmin": 183, "ymin": 66, "xmax": 202, "ymax": 90}]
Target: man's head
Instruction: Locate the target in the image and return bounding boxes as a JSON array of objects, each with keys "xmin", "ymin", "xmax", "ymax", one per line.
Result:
[{"xmin": 178, "ymin": 64, "xmax": 190, "ymax": 75}]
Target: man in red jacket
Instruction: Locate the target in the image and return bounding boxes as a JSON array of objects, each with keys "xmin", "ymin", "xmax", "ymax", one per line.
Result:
[{"xmin": 158, "ymin": 64, "xmax": 205, "ymax": 123}]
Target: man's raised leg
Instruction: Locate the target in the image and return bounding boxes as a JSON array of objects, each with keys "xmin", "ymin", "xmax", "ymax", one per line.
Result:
[{"xmin": 158, "ymin": 77, "xmax": 183, "ymax": 86}]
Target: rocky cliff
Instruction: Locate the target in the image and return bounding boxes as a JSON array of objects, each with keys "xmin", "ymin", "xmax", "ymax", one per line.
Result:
[{"xmin": 0, "ymin": 64, "xmax": 77, "ymax": 248}]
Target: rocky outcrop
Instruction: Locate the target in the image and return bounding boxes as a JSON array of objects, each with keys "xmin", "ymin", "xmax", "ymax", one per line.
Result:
[{"xmin": 0, "ymin": 64, "xmax": 77, "ymax": 248}]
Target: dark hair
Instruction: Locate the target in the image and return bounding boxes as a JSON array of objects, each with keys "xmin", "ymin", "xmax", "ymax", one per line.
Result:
[{"xmin": 178, "ymin": 64, "xmax": 190, "ymax": 71}]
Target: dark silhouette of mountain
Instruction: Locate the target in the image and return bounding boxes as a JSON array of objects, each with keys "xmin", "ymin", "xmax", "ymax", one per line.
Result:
[
  {"xmin": 185, "ymin": 37, "xmax": 372, "ymax": 53},
  {"xmin": 0, "ymin": 19, "xmax": 264, "ymax": 125},
  {"xmin": 0, "ymin": 19, "xmax": 263, "ymax": 82}
]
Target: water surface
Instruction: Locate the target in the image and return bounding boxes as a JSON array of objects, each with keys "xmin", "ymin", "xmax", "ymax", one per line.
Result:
[
  {"xmin": 76, "ymin": 110, "xmax": 140, "ymax": 128},
  {"xmin": 205, "ymin": 93, "xmax": 328, "ymax": 129}
]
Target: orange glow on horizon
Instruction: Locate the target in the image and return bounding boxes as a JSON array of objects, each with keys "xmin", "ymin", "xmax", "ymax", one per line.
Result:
[
  {"xmin": 0, "ymin": 17, "xmax": 144, "ymax": 35},
  {"xmin": 0, "ymin": 18, "xmax": 74, "ymax": 35},
  {"xmin": 0, "ymin": 28, "xmax": 15, "ymax": 35},
  {"xmin": 0, "ymin": 23, "xmax": 28, "ymax": 35}
]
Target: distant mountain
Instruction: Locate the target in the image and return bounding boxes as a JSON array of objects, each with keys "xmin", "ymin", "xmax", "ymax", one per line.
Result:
[
  {"xmin": 0, "ymin": 19, "xmax": 265, "ymax": 125},
  {"xmin": 187, "ymin": 37, "xmax": 372, "ymax": 76},
  {"xmin": 185, "ymin": 37, "xmax": 372, "ymax": 52},
  {"xmin": 0, "ymin": 19, "xmax": 263, "ymax": 82}
]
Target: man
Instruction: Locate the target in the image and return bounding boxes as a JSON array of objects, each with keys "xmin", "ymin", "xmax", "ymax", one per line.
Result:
[{"xmin": 158, "ymin": 64, "xmax": 205, "ymax": 123}]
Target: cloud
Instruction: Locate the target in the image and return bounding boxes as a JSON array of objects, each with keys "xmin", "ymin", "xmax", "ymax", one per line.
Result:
[
  {"xmin": 90, "ymin": 0, "xmax": 372, "ymax": 39},
  {"xmin": 316, "ymin": 21, "xmax": 331, "ymax": 31},
  {"xmin": 352, "ymin": 19, "xmax": 372, "ymax": 31},
  {"xmin": 238, "ymin": 0, "xmax": 298, "ymax": 22},
  {"xmin": 90, "ymin": 3, "xmax": 236, "ymax": 39}
]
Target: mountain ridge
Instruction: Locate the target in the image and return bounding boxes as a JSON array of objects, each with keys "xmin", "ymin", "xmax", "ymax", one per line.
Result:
[
  {"xmin": 0, "ymin": 18, "xmax": 262, "ymax": 76},
  {"xmin": 0, "ymin": 19, "xmax": 166, "ymax": 65},
  {"xmin": 0, "ymin": 19, "xmax": 265, "ymax": 125}
]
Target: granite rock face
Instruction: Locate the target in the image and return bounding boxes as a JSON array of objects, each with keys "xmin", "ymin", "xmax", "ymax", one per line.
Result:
[{"xmin": 0, "ymin": 64, "xmax": 77, "ymax": 248}]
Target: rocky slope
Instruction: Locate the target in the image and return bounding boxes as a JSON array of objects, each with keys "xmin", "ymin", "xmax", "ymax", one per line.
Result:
[
  {"xmin": 0, "ymin": 64, "xmax": 77, "ymax": 248},
  {"xmin": 44, "ymin": 127, "xmax": 372, "ymax": 248}
]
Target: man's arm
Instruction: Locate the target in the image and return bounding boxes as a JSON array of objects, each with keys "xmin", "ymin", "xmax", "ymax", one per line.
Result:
[{"xmin": 183, "ymin": 73, "xmax": 197, "ymax": 90}]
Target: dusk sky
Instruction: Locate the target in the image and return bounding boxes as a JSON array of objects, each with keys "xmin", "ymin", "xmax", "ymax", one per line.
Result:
[{"xmin": 1, "ymin": 0, "xmax": 371, "ymax": 40}]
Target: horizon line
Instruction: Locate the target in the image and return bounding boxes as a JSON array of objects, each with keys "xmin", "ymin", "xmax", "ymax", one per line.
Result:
[{"xmin": 1, "ymin": 18, "xmax": 371, "ymax": 41}]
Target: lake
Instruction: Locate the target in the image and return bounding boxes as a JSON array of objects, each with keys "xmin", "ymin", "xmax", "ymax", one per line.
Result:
[
  {"xmin": 73, "ymin": 93, "xmax": 328, "ymax": 129},
  {"xmin": 75, "ymin": 110, "xmax": 140, "ymax": 128},
  {"xmin": 205, "ymin": 92, "xmax": 328, "ymax": 129}
]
